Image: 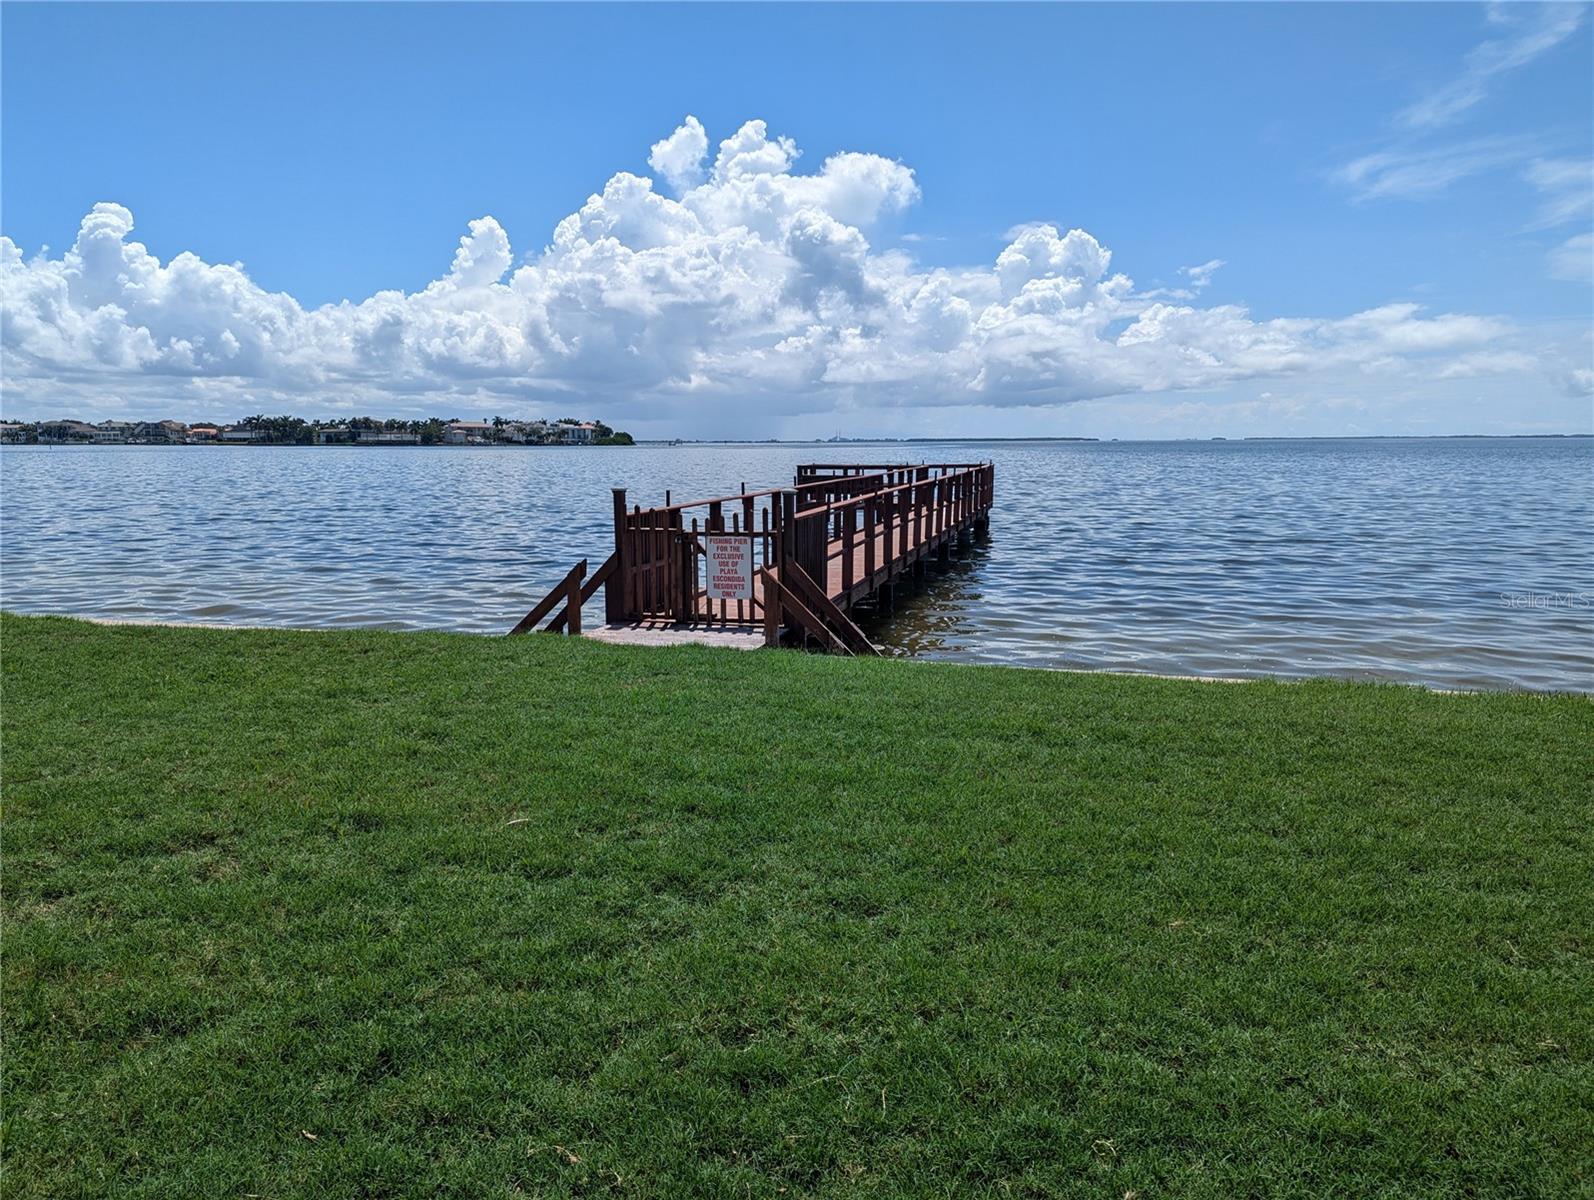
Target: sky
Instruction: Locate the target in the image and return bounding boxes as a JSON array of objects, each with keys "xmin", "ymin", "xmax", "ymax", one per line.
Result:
[{"xmin": 1, "ymin": 2, "xmax": 1590, "ymax": 439}]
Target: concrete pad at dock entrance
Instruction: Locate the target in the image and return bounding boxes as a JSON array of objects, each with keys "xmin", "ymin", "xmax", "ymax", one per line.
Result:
[{"xmin": 585, "ymin": 622, "xmax": 767, "ymax": 651}]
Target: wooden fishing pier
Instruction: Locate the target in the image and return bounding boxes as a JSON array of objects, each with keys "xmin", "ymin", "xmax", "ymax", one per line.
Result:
[{"xmin": 509, "ymin": 462, "xmax": 994, "ymax": 654}]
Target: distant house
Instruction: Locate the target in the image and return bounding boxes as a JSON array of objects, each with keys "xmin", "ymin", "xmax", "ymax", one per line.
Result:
[
  {"xmin": 444, "ymin": 420, "xmax": 496, "ymax": 445},
  {"xmin": 134, "ymin": 420, "xmax": 186, "ymax": 444},
  {"xmin": 356, "ymin": 431, "xmax": 420, "ymax": 445},
  {"xmin": 93, "ymin": 420, "xmax": 134, "ymax": 443},
  {"xmin": 187, "ymin": 425, "xmax": 220, "ymax": 442},
  {"xmin": 499, "ymin": 420, "xmax": 554, "ymax": 444},
  {"xmin": 0, "ymin": 422, "xmax": 26, "ymax": 444},
  {"xmin": 220, "ymin": 427, "xmax": 263, "ymax": 443},
  {"xmin": 558, "ymin": 421, "xmax": 597, "ymax": 445},
  {"xmin": 38, "ymin": 419, "xmax": 99, "ymax": 443},
  {"xmin": 315, "ymin": 426, "xmax": 355, "ymax": 444}
]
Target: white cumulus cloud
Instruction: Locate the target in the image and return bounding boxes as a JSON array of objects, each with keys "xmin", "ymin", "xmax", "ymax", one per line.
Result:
[
  {"xmin": 647, "ymin": 115, "xmax": 709, "ymax": 193},
  {"xmin": 0, "ymin": 116, "xmax": 1559, "ymax": 425},
  {"xmin": 446, "ymin": 217, "xmax": 513, "ymax": 289}
]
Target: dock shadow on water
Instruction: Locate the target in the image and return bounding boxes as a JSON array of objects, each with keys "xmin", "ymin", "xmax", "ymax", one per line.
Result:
[{"xmin": 854, "ymin": 533, "xmax": 995, "ymax": 657}]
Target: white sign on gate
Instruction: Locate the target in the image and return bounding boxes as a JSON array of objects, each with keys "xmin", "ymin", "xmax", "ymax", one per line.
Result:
[{"xmin": 705, "ymin": 535, "xmax": 754, "ymax": 600}]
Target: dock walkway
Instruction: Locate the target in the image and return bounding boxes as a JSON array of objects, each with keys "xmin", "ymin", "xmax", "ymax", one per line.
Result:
[{"xmin": 510, "ymin": 462, "xmax": 994, "ymax": 654}]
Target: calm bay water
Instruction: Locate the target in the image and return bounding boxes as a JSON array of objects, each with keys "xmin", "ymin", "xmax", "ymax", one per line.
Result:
[{"xmin": 2, "ymin": 438, "xmax": 1590, "ymax": 691}]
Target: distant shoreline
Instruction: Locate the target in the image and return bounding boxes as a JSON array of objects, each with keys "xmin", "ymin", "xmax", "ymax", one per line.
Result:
[
  {"xmin": 4, "ymin": 432, "xmax": 1588, "ymax": 448},
  {"xmin": 0, "ymin": 442, "xmax": 633, "ymax": 449},
  {"xmin": 631, "ymin": 433, "xmax": 1592, "ymax": 445}
]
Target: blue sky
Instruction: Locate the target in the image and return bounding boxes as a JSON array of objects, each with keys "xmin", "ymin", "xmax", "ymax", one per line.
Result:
[{"xmin": 2, "ymin": 2, "xmax": 1590, "ymax": 438}]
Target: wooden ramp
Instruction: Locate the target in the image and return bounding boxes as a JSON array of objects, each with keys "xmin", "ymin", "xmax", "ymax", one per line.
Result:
[{"xmin": 509, "ymin": 461, "xmax": 994, "ymax": 654}]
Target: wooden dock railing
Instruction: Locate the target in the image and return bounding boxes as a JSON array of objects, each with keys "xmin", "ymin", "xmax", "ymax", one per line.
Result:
[{"xmin": 510, "ymin": 461, "xmax": 994, "ymax": 652}]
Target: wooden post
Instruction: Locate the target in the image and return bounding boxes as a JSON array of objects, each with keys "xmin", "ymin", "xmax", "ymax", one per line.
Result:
[
  {"xmin": 670, "ymin": 509, "xmax": 685, "ymax": 622},
  {"xmin": 731, "ymin": 510, "xmax": 741, "ymax": 626},
  {"xmin": 682, "ymin": 514, "xmax": 697, "ymax": 623},
  {"xmin": 882, "ymin": 493, "xmax": 894, "ymax": 574},
  {"xmin": 566, "ymin": 561, "xmax": 584, "ymax": 636},
  {"xmin": 760, "ymin": 503, "xmax": 772, "ymax": 581},
  {"xmin": 608, "ymin": 487, "xmax": 627, "ymax": 623},
  {"xmin": 898, "ymin": 488, "xmax": 909, "ymax": 559},
  {"xmin": 778, "ymin": 489, "xmax": 797, "ymax": 575},
  {"xmin": 647, "ymin": 508, "xmax": 660, "ymax": 616},
  {"xmin": 842, "ymin": 506, "xmax": 855, "ymax": 594},
  {"xmin": 762, "ymin": 568, "xmax": 781, "ymax": 646},
  {"xmin": 864, "ymin": 497, "xmax": 876, "ymax": 581}
]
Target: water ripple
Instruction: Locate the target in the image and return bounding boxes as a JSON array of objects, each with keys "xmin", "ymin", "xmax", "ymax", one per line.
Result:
[{"xmin": 2, "ymin": 439, "xmax": 1591, "ymax": 692}]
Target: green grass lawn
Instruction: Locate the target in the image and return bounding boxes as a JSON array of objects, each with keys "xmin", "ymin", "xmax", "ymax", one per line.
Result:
[{"xmin": 2, "ymin": 614, "xmax": 1590, "ymax": 1198}]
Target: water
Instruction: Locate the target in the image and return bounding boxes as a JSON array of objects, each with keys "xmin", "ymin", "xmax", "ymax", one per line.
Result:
[{"xmin": 2, "ymin": 439, "xmax": 1590, "ymax": 692}]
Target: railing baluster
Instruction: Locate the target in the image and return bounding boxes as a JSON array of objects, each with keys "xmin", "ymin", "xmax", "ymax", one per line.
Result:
[
  {"xmin": 690, "ymin": 515, "xmax": 701, "ymax": 622},
  {"xmin": 732, "ymin": 510, "xmax": 742, "ymax": 625},
  {"xmin": 864, "ymin": 497, "xmax": 876, "ymax": 581},
  {"xmin": 842, "ymin": 506, "xmax": 855, "ymax": 594}
]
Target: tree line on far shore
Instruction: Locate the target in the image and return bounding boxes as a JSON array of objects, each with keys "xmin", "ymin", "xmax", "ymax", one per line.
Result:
[
  {"xmin": 4, "ymin": 414, "xmax": 635, "ymax": 447},
  {"xmin": 236, "ymin": 415, "xmax": 635, "ymax": 445}
]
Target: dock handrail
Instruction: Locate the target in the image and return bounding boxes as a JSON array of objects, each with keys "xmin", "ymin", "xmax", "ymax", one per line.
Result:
[{"xmin": 619, "ymin": 471, "xmax": 914, "ymax": 520}]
